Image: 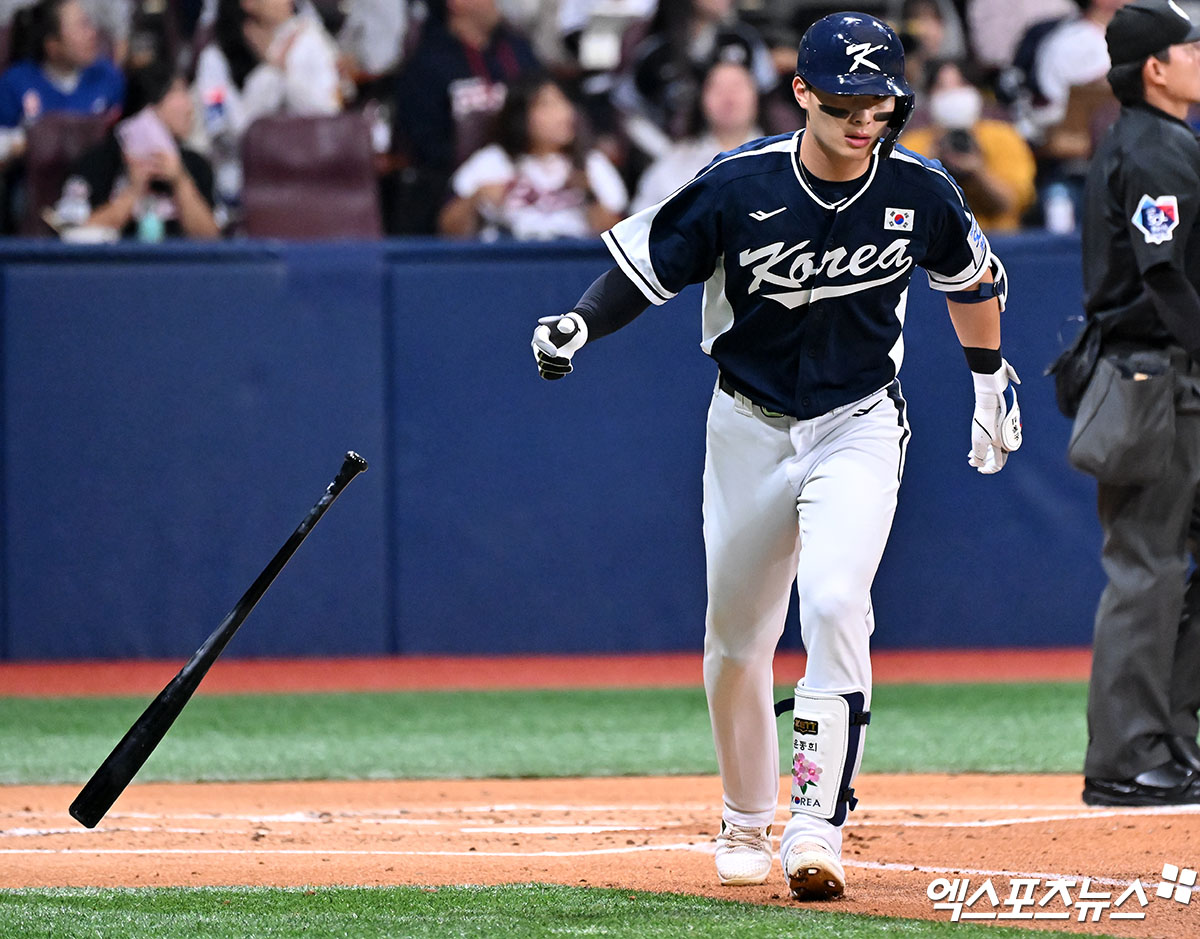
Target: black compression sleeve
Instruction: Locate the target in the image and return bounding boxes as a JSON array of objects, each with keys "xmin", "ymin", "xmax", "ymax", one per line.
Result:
[
  {"xmin": 571, "ymin": 266, "xmax": 652, "ymax": 341},
  {"xmin": 1144, "ymin": 264, "xmax": 1200, "ymax": 361}
]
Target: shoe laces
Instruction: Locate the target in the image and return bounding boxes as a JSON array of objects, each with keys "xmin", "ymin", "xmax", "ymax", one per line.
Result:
[{"xmin": 719, "ymin": 823, "xmax": 770, "ymax": 849}]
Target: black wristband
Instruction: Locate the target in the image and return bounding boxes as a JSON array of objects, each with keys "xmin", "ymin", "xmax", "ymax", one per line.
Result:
[{"xmin": 963, "ymin": 346, "xmax": 1002, "ymax": 374}]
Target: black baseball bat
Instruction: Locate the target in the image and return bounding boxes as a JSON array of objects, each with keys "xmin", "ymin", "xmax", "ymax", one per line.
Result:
[{"xmin": 69, "ymin": 451, "xmax": 368, "ymax": 829}]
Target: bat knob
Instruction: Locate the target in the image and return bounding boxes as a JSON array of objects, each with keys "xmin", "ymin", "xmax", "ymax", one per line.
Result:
[{"xmin": 344, "ymin": 451, "xmax": 368, "ymax": 473}]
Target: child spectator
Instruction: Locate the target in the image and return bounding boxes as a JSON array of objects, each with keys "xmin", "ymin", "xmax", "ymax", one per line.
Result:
[
  {"xmin": 438, "ymin": 74, "xmax": 626, "ymax": 240},
  {"xmin": 630, "ymin": 59, "xmax": 759, "ymax": 213},
  {"xmin": 60, "ymin": 61, "xmax": 219, "ymax": 239},
  {"xmin": 901, "ymin": 59, "xmax": 1036, "ymax": 232},
  {"xmin": 0, "ymin": 0, "xmax": 124, "ymax": 162}
]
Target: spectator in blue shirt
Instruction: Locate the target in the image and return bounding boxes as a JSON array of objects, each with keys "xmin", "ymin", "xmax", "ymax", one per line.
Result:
[{"xmin": 0, "ymin": 0, "xmax": 125, "ymax": 161}]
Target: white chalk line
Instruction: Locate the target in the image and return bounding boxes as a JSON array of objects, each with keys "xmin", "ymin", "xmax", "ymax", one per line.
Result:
[
  {"xmin": 1, "ymin": 823, "xmax": 661, "ymax": 838},
  {"xmin": 458, "ymin": 826, "xmax": 656, "ymax": 834},
  {"xmin": 853, "ymin": 807, "xmax": 1200, "ymax": 829},
  {"xmin": 0, "ymin": 843, "xmax": 706, "ymax": 859},
  {"xmin": 1, "ymin": 827, "xmax": 243, "ymax": 837}
]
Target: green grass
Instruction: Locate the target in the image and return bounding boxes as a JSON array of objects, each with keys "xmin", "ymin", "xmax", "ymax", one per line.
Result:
[
  {"xmin": 0, "ymin": 682, "xmax": 1087, "ymax": 785},
  {"xmin": 0, "ymin": 684, "xmax": 1102, "ymax": 939},
  {"xmin": 0, "ymin": 886, "xmax": 1118, "ymax": 939}
]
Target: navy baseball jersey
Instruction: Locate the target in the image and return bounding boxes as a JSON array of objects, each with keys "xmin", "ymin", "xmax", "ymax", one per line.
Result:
[{"xmin": 603, "ymin": 129, "xmax": 991, "ymax": 419}]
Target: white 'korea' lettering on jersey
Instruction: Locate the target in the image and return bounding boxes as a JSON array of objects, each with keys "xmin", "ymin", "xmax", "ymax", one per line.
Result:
[{"xmin": 739, "ymin": 238, "xmax": 914, "ymax": 308}]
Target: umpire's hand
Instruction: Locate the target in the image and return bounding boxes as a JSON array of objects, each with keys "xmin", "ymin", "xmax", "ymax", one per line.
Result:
[{"xmin": 532, "ymin": 312, "xmax": 588, "ymax": 380}]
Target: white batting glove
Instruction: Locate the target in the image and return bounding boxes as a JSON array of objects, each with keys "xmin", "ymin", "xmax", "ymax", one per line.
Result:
[
  {"xmin": 968, "ymin": 359, "xmax": 1022, "ymax": 474},
  {"xmin": 531, "ymin": 312, "xmax": 588, "ymax": 380}
]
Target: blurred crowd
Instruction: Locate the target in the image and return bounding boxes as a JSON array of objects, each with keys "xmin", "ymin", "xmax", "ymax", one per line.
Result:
[{"xmin": 0, "ymin": 0, "xmax": 1167, "ymax": 240}]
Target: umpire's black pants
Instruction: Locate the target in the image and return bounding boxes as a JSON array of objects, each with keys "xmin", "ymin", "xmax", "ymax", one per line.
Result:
[{"xmin": 1085, "ymin": 352, "xmax": 1200, "ymax": 780}]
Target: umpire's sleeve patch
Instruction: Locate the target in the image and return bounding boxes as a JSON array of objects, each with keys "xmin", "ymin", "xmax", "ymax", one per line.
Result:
[{"xmin": 1131, "ymin": 194, "xmax": 1180, "ymax": 245}]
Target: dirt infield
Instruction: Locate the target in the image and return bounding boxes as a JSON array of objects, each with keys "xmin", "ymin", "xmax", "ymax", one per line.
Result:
[{"xmin": 3, "ymin": 774, "xmax": 1198, "ymax": 938}]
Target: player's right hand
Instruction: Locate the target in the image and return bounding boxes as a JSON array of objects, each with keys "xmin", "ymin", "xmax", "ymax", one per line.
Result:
[{"xmin": 531, "ymin": 312, "xmax": 588, "ymax": 380}]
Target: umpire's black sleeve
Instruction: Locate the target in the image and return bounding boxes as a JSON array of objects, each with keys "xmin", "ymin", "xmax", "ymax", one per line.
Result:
[
  {"xmin": 1144, "ymin": 263, "xmax": 1200, "ymax": 363},
  {"xmin": 571, "ymin": 266, "xmax": 652, "ymax": 340}
]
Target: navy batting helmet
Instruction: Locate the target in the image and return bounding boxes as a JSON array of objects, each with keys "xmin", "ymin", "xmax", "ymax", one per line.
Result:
[{"xmin": 795, "ymin": 12, "xmax": 914, "ymax": 155}]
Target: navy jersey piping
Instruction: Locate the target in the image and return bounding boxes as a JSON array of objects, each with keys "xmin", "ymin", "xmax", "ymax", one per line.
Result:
[{"xmin": 886, "ymin": 379, "xmax": 910, "ymax": 482}]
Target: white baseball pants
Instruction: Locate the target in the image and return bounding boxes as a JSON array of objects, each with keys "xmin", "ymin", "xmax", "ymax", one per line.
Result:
[{"xmin": 701, "ymin": 378, "xmax": 909, "ymax": 855}]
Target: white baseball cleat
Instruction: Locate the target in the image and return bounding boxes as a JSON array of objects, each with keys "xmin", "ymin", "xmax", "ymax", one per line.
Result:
[
  {"xmin": 714, "ymin": 822, "xmax": 773, "ymax": 885},
  {"xmin": 784, "ymin": 840, "xmax": 846, "ymax": 900}
]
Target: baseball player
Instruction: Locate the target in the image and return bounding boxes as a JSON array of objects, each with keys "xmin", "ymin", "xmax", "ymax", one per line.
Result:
[{"xmin": 531, "ymin": 11, "xmax": 1020, "ymax": 900}]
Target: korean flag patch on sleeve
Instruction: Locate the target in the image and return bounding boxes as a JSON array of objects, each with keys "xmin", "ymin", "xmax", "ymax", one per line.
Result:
[
  {"xmin": 885, "ymin": 207, "xmax": 914, "ymax": 231},
  {"xmin": 1132, "ymin": 194, "xmax": 1179, "ymax": 245}
]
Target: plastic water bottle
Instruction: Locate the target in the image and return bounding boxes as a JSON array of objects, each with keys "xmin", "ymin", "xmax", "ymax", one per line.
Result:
[
  {"xmin": 1044, "ymin": 183, "xmax": 1075, "ymax": 234},
  {"xmin": 137, "ymin": 197, "xmax": 165, "ymax": 243},
  {"xmin": 368, "ymin": 100, "xmax": 392, "ymax": 154},
  {"xmin": 203, "ymin": 86, "xmax": 228, "ymax": 137},
  {"xmin": 54, "ymin": 176, "xmax": 92, "ymax": 229},
  {"xmin": 204, "ymin": 86, "xmax": 241, "ymax": 213}
]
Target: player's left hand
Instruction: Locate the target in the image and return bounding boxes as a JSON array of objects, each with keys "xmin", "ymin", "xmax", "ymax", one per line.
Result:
[
  {"xmin": 969, "ymin": 359, "xmax": 1022, "ymax": 474},
  {"xmin": 531, "ymin": 312, "xmax": 588, "ymax": 380}
]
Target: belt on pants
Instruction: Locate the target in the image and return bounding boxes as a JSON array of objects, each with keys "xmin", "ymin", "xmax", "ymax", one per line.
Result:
[{"xmin": 718, "ymin": 374, "xmax": 791, "ymax": 418}]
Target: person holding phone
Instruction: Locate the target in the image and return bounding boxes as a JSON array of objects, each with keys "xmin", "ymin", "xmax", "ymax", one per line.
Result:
[{"xmin": 62, "ymin": 61, "xmax": 219, "ymax": 239}]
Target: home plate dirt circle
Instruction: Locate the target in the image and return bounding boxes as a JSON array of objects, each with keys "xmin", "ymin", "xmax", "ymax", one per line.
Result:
[{"xmin": 3, "ymin": 774, "xmax": 1199, "ymax": 938}]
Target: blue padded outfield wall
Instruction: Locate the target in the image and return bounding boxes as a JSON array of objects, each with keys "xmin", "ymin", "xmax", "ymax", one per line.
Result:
[{"xmin": 0, "ymin": 236, "xmax": 1100, "ymax": 661}]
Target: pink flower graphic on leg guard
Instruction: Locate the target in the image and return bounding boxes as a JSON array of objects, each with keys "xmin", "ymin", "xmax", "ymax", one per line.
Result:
[{"xmin": 793, "ymin": 755, "xmax": 823, "ymax": 792}]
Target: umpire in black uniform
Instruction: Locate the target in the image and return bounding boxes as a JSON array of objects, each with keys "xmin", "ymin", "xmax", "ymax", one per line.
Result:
[{"xmin": 1078, "ymin": 0, "xmax": 1200, "ymax": 806}]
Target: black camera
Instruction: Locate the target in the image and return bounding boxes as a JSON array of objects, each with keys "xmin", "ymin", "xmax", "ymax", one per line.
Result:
[{"xmin": 943, "ymin": 129, "xmax": 977, "ymax": 154}]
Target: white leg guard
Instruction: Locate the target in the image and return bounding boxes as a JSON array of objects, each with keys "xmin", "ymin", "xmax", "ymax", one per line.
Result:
[{"xmin": 779, "ymin": 684, "xmax": 870, "ymax": 865}]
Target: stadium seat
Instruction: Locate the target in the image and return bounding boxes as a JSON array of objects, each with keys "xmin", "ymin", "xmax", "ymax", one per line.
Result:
[
  {"xmin": 240, "ymin": 112, "xmax": 383, "ymax": 239},
  {"xmin": 0, "ymin": 23, "xmax": 12, "ymax": 72},
  {"xmin": 21, "ymin": 112, "xmax": 110, "ymax": 236},
  {"xmin": 1039, "ymin": 80, "xmax": 1117, "ymax": 163}
]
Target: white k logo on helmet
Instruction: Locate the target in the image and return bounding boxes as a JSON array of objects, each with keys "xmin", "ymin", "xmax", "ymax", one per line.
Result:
[{"xmin": 846, "ymin": 42, "xmax": 885, "ymax": 72}]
